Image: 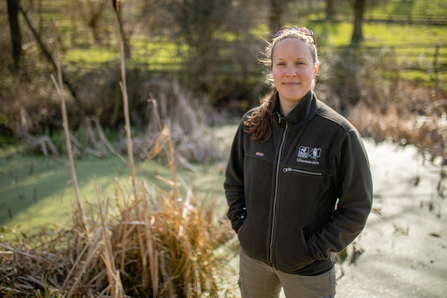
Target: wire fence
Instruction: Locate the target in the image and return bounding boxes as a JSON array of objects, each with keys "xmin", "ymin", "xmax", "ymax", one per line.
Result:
[
  {"xmin": 61, "ymin": 41, "xmax": 447, "ymax": 93},
  {"xmin": 8, "ymin": 0, "xmax": 447, "ymax": 92},
  {"xmin": 364, "ymin": 14, "xmax": 447, "ymax": 25}
]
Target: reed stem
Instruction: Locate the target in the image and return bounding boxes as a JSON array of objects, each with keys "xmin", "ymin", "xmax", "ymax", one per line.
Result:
[{"xmin": 52, "ymin": 20, "xmax": 86, "ymax": 231}]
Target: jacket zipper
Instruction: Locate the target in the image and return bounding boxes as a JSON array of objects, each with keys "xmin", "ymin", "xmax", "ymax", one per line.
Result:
[
  {"xmin": 269, "ymin": 119, "xmax": 288, "ymax": 266},
  {"xmin": 283, "ymin": 167, "xmax": 323, "ymax": 176}
]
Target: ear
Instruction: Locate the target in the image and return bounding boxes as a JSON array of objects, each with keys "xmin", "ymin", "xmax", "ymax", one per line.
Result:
[{"xmin": 269, "ymin": 64, "xmax": 272, "ymax": 71}]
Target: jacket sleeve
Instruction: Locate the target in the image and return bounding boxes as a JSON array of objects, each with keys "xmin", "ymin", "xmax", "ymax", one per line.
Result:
[
  {"xmin": 307, "ymin": 129, "xmax": 373, "ymax": 260},
  {"xmin": 224, "ymin": 120, "xmax": 247, "ymax": 233}
]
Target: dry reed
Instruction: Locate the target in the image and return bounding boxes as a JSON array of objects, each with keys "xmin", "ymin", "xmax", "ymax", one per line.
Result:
[
  {"xmin": 74, "ymin": 116, "xmax": 128, "ymax": 165},
  {"xmin": 0, "ymin": 9, "xmax": 236, "ymax": 297},
  {"xmin": 348, "ymin": 100, "xmax": 447, "ymax": 164},
  {"xmin": 0, "ymin": 129, "xmax": 236, "ymax": 297},
  {"xmin": 118, "ymin": 78, "xmax": 225, "ymax": 164},
  {"xmin": 52, "ymin": 20, "xmax": 86, "ymax": 231}
]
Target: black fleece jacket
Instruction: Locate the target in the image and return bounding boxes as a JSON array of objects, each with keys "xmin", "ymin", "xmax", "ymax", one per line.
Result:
[{"xmin": 224, "ymin": 91, "xmax": 373, "ymax": 275}]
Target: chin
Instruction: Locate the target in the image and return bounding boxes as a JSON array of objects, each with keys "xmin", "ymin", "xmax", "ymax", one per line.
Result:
[{"xmin": 283, "ymin": 92, "xmax": 305, "ymax": 101}]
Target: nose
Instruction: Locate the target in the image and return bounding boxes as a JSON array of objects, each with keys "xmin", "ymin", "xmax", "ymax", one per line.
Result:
[{"xmin": 285, "ymin": 65, "xmax": 296, "ymax": 77}]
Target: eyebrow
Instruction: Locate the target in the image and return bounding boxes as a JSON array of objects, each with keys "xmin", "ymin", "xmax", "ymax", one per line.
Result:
[{"xmin": 274, "ymin": 57, "xmax": 309, "ymax": 61}]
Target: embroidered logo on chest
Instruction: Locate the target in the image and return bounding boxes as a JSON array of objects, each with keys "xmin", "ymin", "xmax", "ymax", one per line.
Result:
[{"xmin": 297, "ymin": 146, "xmax": 321, "ymax": 164}]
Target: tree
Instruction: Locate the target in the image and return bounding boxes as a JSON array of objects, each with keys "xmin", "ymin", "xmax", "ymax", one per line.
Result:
[
  {"xmin": 351, "ymin": 0, "xmax": 366, "ymax": 44},
  {"xmin": 269, "ymin": 0, "xmax": 292, "ymax": 34},
  {"xmin": 162, "ymin": 0, "xmax": 261, "ymax": 104},
  {"xmin": 326, "ymin": 0, "xmax": 338, "ymax": 21},
  {"xmin": 307, "ymin": 0, "xmax": 312, "ymax": 9},
  {"xmin": 6, "ymin": 0, "xmax": 22, "ymax": 70},
  {"xmin": 167, "ymin": 0, "xmax": 233, "ymax": 88},
  {"xmin": 75, "ymin": 0, "xmax": 107, "ymax": 45},
  {"xmin": 115, "ymin": 5, "xmax": 131, "ymax": 58},
  {"xmin": 16, "ymin": 1, "xmax": 80, "ymax": 102}
]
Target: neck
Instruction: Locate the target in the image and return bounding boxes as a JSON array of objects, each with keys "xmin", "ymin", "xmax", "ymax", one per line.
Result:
[
  {"xmin": 279, "ymin": 99, "xmax": 301, "ymax": 117},
  {"xmin": 277, "ymin": 90, "xmax": 313, "ymax": 116}
]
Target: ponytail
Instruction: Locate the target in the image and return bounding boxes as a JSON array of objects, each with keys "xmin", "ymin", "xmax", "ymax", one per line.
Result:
[{"xmin": 244, "ymin": 89, "xmax": 276, "ymax": 142}]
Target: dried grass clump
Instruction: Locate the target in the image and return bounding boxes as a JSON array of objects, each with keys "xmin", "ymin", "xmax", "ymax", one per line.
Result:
[
  {"xmin": 70, "ymin": 116, "xmax": 127, "ymax": 164},
  {"xmin": 14, "ymin": 82, "xmax": 224, "ymax": 165},
  {"xmin": 24, "ymin": 134, "xmax": 59, "ymax": 157},
  {"xmin": 7, "ymin": 107, "xmax": 59, "ymax": 157},
  {"xmin": 0, "ymin": 139, "xmax": 237, "ymax": 298},
  {"xmin": 117, "ymin": 78, "xmax": 225, "ymax": 164},
  {"xmin": 348, "ymin": 98, "xmax": 447, "ymax": 164}
]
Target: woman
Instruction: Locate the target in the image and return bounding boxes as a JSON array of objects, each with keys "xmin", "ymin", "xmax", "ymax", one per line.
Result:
[{"xmin": 224, "ymin": 27, "xmax": 373, "ymax": 297}]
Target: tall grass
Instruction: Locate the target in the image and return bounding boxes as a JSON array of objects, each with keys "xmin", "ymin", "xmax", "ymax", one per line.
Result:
[
  {"xmin": 0, "ymin": 169, "xmax": 236, "ymax": 297},
  {"xmin": 0, "ymin": 52, "xmax": 236, "ymax": 295}
]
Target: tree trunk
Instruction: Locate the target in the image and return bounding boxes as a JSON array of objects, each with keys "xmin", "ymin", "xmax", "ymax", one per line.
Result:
[
  {"xmin": 326, "ymin": 0, "xmax": 338, "ymax": 21},
  {"xmin": 6, "ymin": 0, "xmax": 22, "ymax": 70},
  {"xmin": 17, "ymin": 1, "xmax": 80, "ymax": 103},
  {"xmin": 70, "ymin": 3, "xmax": 78, "ymax": 46},
  {"xmin": 269, "ymin": 0, "xmax": 291, "ymax": 35},
  {"xmin": 351, "ymin": 0, "xmax": 366, "ymax": 44},
  {"xmin": 269, "ymin": 0, "xmax": 282, "ymax": 35},
  {"xmin": 88, "ymin": 0, "xmax": 107, "ymax": 46},
  {"xmin": 38, "ymin": 0, "xmax": 43, "ymax": 34}
]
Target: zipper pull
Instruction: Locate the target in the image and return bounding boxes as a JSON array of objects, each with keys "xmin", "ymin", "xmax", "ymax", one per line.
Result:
[
  {"xmin": 278, "ymin": 115, "xmax": 286, "ymax": 124},
  {"xmin": 283, "ymin": 167, "xmax": 292, "ymax": 173}
]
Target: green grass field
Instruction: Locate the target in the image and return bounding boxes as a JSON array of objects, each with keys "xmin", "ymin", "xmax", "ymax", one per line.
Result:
[
  {"xmin": 61, "ymin": 21, "xmax": 447, "ymax": 87},
  {"xmin": 63, "ymin": 21, "xmax": 447, "ymax": 64},
  {"xmin": 9, "ymin": 0, "xmax": 433, "ymax": 91},
  {"xmin": 11, "ymin": 0, "xmax": 445, "ymax": 71},
  {"xmin": 366, "ymin": 0, "xmax": 447, "ymax": 18}
]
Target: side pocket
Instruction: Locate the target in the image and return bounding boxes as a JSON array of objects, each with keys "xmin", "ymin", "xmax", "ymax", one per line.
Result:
[
  {"xmin": 238, "ymin": 215, "xmax": 249, "ymax": 234},
  {"xmin": 232, "ymin": 208, "xmax": 247, "ymax": 232},
  {"xmin": 275, "ymin": 228, "xmax": 315, "ymax": 273},
  {"xmin": 300, "ymin": 229, "xmax": 313, "ymax": 260}
]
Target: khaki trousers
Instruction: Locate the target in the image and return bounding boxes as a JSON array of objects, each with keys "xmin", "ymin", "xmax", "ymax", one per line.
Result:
[{"xmin": 239, "ymin": 247, "xmax": 336, "ymax": 298}]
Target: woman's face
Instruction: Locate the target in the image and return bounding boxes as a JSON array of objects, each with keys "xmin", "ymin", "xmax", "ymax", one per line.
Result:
[{"xmin": 271, "ymin": 38, "xmax": 318, "ymax": 108}]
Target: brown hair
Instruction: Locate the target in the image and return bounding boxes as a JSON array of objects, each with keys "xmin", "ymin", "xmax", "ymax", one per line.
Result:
[{"xmin": 244, "ymin": 29, "xmax": 319, "ymax": 142}]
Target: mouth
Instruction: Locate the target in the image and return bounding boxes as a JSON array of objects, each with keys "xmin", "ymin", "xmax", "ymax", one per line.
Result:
[{"xmin": 283, "ymin": 82, "xmax": 299, "ymax": 87}]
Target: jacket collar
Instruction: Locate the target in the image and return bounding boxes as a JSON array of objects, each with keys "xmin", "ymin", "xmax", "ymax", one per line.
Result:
[{"xmin": 271, "ymin": 91, "xmax": 318, "ymax": 128}]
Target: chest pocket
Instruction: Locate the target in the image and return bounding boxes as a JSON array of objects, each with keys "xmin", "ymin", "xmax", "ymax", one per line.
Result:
[{"xmin": 283, "ymin": 167, "xmax": 322, "ymax": 176}]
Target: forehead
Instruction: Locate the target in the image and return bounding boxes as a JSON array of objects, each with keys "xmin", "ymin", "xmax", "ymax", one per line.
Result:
[{"xmin": 272, "ymin": 37, "xmax": 312, "ymax": 59}]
